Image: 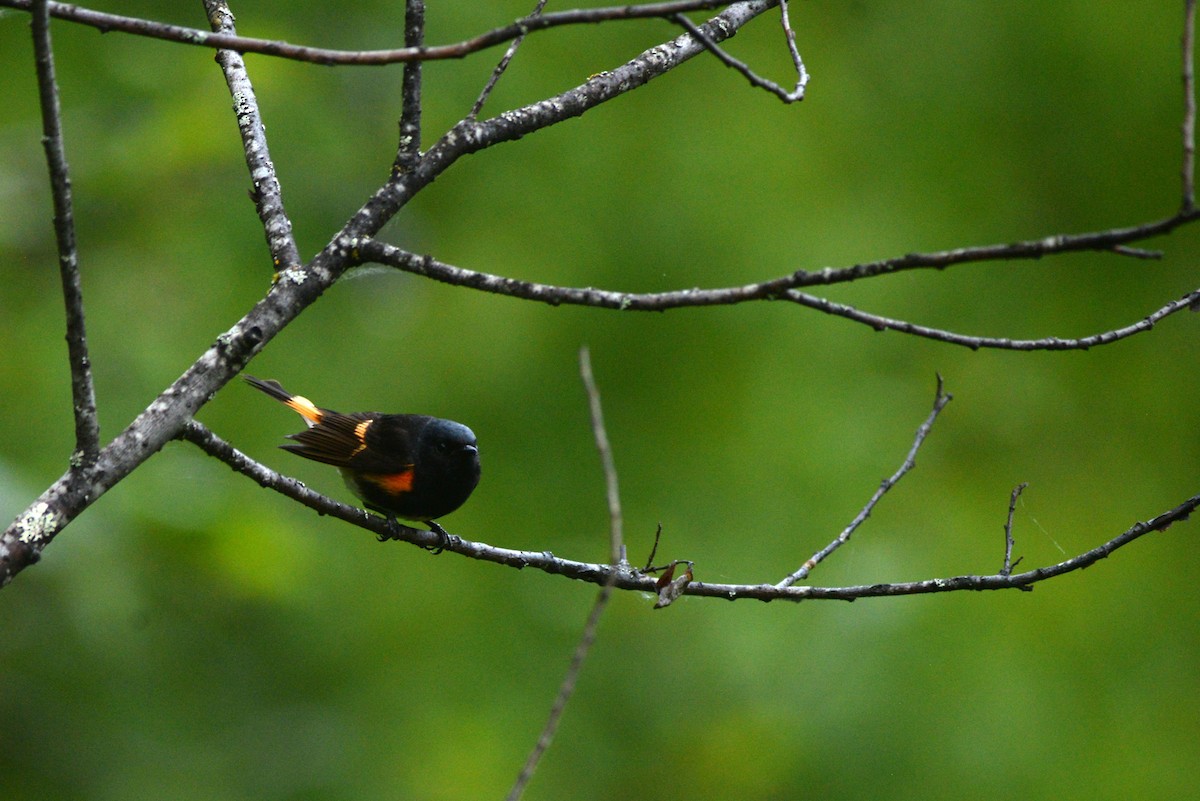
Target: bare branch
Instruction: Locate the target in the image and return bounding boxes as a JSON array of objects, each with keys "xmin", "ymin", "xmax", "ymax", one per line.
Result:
[
  {"xmin": 177, "ymin": 412, "xmax": 1198, "ymax": 605},
  {"xmin": 362, "ymin": 195, "xmax": 1200, "ymax": 289},
  {"xmin": 355, "ymin": 214, "xmax": 1197, "ymax": 303},
  {"xmin": 336, "ymin": 1, "xmax": 776, "ymax": 249},
  {"xmin": 0, "ymin": 0, "xmax": 742, "ymax": 65},
  {"xmin": 394, "ymin": 0, "xmax": 426, "ymax": 173},
  {"xmin": 505, "ymin": 350, "xmax": 625, "ymax": 801},
  {"xmin": 30, "ymin": 0, "xmax": 99, "ymax": 464},
  {"xmin": 777, "ymin": 0, "xmax": 808, "ymax": 93},
  {"xmin": 505, "ymin": 578, "xmax": 616, "ymax": 801},
  {"xmin": 785, "ymin": 287, "xmax": 1200, "ymax": 351},
  {"xmin": 1001, "ymin": 483, "xmax": 1028, "ymax": 579},
  {"xmin": 1184, "ymin": 0, "xmax": 1197, "ymax": 212},
  {"xmin": 691, "ymin": 490, "xmax": 1200, "ymax": 601},
  {"xmin": 672, "ymin": 0, "xmax": 808, "ymax": 102},
  {"xmin": 353, "ymin": 239, "xmax": 1200, "ymax": 351},
  {"xmin": 1109, "ymin": 244, "xmax": 1163, "ymax": 259},
  {"xmin": 776, "ymin": 375, "xmax": 952, "ymax": 589},
  {"xmin": 203, "ymin": 0, "xmax": 301, "ymax": 272},
  {"xmin": 469, "ymin": 0, "xmax": 548, "ymax": 121},
  {"xmin": 579, "ymin": 346, "xmax": 625, "ymax": 566}
]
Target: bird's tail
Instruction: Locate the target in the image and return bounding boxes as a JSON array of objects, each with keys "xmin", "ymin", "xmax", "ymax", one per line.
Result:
[{"xmin": 243, "ymin": 375, "xmax": 324, "ymax": 426}]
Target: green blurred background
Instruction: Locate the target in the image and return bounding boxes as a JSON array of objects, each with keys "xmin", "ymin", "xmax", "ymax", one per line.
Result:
[{"xmin": 2, "ymin": 1, "xmax": 1198, "ymax": 799}]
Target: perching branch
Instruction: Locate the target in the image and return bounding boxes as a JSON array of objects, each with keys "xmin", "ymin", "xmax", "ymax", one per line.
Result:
[
  {"xmin": 176, "ymin": 388, "xmax": 1200, "ymax": 604},
  {"xmin": 180, "ymin": 420, "xmax": 446, "ymax": 551}
]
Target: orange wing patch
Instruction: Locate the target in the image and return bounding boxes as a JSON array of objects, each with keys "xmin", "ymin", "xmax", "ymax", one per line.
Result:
[
  {"xmin": 351, "ymin": 420, "xmax": 371, "ymax": 458},
  {"xmin": 362, "ymin": 469, "xmax": 415, "ymax": 494}
]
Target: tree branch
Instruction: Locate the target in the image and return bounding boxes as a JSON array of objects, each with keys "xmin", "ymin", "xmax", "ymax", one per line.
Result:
[
  {"xmin": 505, "ymin": 348, "xmax": 625, "ymax": 801},
  {"xmin": 784, "ymin": 287, "xmax": 1200, "ymax": 351},
  {"xmin": 3, "ymin": 0, "xmax": 1196, "ymax": 592},
  {"xmin": 394, "ymin": 0, "xmax": 424, "ymax": 174},
  {"xmin": 672, "ymin": 0, "xmax": 808, "ymax": 102},
  {"xmin": 175, "ymin": 406, "xmax": 1198, "ymax": 605},
  {"xmin": 1000, "ymin": 483, "xmax": 1028, "ymax": 579},
  {"xmin": 1183, "ymin": 0, "xmax": 1197, "ymax": 212},
  {"xmin": 0, "ymin": 0, "xmax": 744, "ymax": 65},
  {"xmin": 579, "ymin": 347, "xmax": 625, "ymax": 567},
  {"xmin": 353, "ymin": 237, "xmax": 1200, "ymax": 351},
  {"xmin": 178, "ymin": 420, "xmax": 448, "ymax": 551},
  {"xmin": 318, "ymin": 0, "xmax": 775, "ymax": 264},
  {"xmin": 31, "ymin": 0, "xmax": 100, "ymax": 464},
  {"xmin": 203, "ymin": 0, "xmax": 301, "ymax": 272},
  {"xmin": 776, "ymin": 375, "xmax": 952, "ymax": 588},
  {"xmin": 469, "ymin": 0, "xmax": 548, "ymax": 121}
]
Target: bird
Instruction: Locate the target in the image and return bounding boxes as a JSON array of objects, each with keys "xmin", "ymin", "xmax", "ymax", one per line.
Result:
[{"xmin": 243, "ymin": 375, "xmax": 480, "ymax": 549}]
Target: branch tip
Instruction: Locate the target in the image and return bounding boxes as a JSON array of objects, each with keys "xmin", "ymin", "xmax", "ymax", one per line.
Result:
[{"xmin": 1001, "ymin": 482, "xmax": 1029, "ymax": 578}]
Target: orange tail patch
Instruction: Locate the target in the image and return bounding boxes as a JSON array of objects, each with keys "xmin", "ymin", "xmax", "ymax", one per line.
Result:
[{"xmin": 284, "ymin": 394, "xmax": 323, "ymax": 426}]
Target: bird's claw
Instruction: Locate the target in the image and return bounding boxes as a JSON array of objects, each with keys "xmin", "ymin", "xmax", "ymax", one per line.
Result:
[{"xmin": 424, "ymin": 520, "xmax": 457, "ymax": 555}]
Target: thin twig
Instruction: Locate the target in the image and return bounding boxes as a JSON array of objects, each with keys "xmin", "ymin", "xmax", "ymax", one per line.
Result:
[
  {"xmin": 784, "ymin": 287, "xmax": 1200, "ymax": 351},
  {"xmin": 579, "ymin": 346, "xmax": 625, "ymax": 565},
  {"xmin": 1109, "ymin": 244, "xmax": 1162, "ymax": 259},
  {"xmin": 0, "ymin": 0, "xmax": 737, "ymax": 65},
  {"xmin": 1001, "ymin": 483, "xmax": 1028, "ymax": 578},
  {"xmin": 776, "ymin": 375, "xmax": 952, "ymax": 588},
  {"xmin": 30, "ymin": 0, "xmax": 100, "ymax": 464},
  {"xmin": 643, "ymin": 522, "xmax": 664, "ymax": 570},
  {"xmin": 505, "ymin": 581, "xmax": 615, "ymax": 801},
  {"xmin": 505, "ymin": 348, "xmax": 625, "ymax": 801},
  {"xmin": 354, "ymin": 239, "xmax": 1200, "ymax": 352},
  {"xmin": 203, "ymin": 0, "xmax": 302, "ymax": 272},
  {"xmin": 672, "ymin": 1, "xmax": 808, "ymax": 102},
  {"xmin": 469, "ymin": 0, "xmax": 548, "ymax": 120},
  {"xmin": 394, "ymin": 0, "xmax": 426, "ymax": 174},
  {"xmin": 777, "ymin": 0, "xmax": 809, "ymax": 94},
  {"xmin": 1183, "ymin": 0, "xmax": 1197, "ymax": 212}
]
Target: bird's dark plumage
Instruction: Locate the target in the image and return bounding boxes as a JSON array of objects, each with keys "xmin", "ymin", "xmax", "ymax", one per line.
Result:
[{"xmin": 244, "ymin": 375, "xmax": 480, "ymax": 522}]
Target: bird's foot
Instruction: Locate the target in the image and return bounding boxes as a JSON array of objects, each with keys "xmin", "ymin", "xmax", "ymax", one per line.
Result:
[{"xmin": 424, "ymin": 520, "xmax": 459, "ymax": 555}]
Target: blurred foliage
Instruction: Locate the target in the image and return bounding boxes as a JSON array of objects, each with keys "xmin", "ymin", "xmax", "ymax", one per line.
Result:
[{"xmin": 2, "ymin": 1, "xmax": 1198, "ymax": 799}]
